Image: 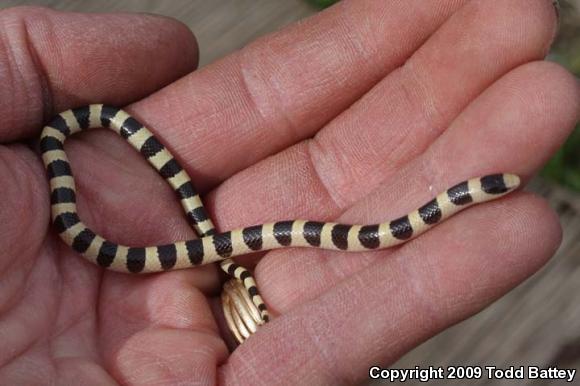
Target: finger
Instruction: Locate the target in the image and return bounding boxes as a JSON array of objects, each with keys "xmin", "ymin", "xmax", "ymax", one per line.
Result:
[
  {"xmin": 206, "ymin": 0, "xmax": 558, "ymax": 231},
  {"xmin": 0, "ymin": 6, "xmax": 198, "ymax": 141},
  {"xmin": 128, "ymin": 0, "xmax": 470, "ymax": 189},
  {"xmin": 203, "ymin": 0, "xmax": 557, "ymax": 244},
  {"xmin": 0, "ymin": 145, "xmax": 49, "ymax": 308},
  {"xmin": 311, "ymin": 0, "xmax": 558, "ymax": 206},
  {"xmin": 98, "ymin": 273, "xmax": 229, "ymax": 384},
  {"xmin": 258, "ymin": 60, "xmax": 580, "ymax": 311},
  {"xmin": 41, "ymin": 0, "xmax": 469, "ymax": 278},
  {"xmin": 40, "ymin": 127, "xmax": 225, "ymax": 294},
  {"xmin": 110, "ymin": 329, "xmax": 226, "ymax": 385},
  {"xmin": 222, "ymin": 194, "xmax": 561, "ymax": 384}
]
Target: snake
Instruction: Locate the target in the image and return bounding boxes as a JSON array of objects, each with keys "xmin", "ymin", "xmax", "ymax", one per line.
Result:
[{"xmin": 39, "ymin": 104, "xmax": 521, "ymax": 325}]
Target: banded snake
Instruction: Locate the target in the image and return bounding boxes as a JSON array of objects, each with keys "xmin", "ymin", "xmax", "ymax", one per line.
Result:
[{"xmin": 40, "ymin": 105, "xmax": 521, "ymax": 330}]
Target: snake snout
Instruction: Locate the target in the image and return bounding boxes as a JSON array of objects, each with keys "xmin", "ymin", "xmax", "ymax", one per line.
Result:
[{"xmin": 502, "ymin": 173, "xmax": 521, "ymax": 191}]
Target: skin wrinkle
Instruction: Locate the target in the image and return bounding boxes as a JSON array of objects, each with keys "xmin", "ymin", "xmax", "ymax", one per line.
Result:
[
  {"xmin": 305, "ymin": 139, "xmax": 344, "ymax": 212},
  {"xmin": 303, "ymin": 322, "xmax": 341, "ymax": 385},
  {"xmin": 253, "ymin": 199, "xmax": 547, "ymax": 386},
  {"xmin": 74, "ymin": 146, "xmax": 149, "ymax": 212},
  {"xmin": 0, "ymin": 18, "xmax": 21, "ymax": 132},
  {"xmin": 337, "ymin": 279, "xmax": 412, "ymax": 383},
  {"xmin": 1, "ymin": 8, "xmax": 52, "ymax": 132},
  {"xmin": 50, "ymin": 312, "xmax": 97, "ymax": 362},
  {"xmin": 416, "ymin": 143, "xmax": 452, "ymax": 199},
  {"xmin": 128, "ymin": 3, "xmax": 476, "ymax": 193},
  {"xmin": 227, "ymin": 315, "xmax": 314, "ymax": 384},
  {"xmin": 1, "ymin": 0, "xmax": 577, "ymax": 383},
  {"xmin": 170, "ymin": 69, "xmax": 266, "ymax": 182},
  {"xmin": 0, "ymin": 265, "xmax": 32, "ymax": 318},
  {"xmin": 408, "ymin": 0, "xmax": 556, "ymax": 116},
  {"xmin": 376, "ymin": 258, "xmax": 437, "ymax": 339},
  {"xmin": 402, "ymin": 236, "xmax": 461, "ymax": 326},
  {"xmin": 51, "ymin": 262, "xmax": 99, "ymax": 347},
  {"xmin": 357, "ymin": 98, "xmax": 419, "ymax": 184},
  {"xmin": 0, "ymin": 151, "xmax": 47, "ymax": 304},
  {"xmin": 217, "ymin": 346, "xmax": 269, "ymax": 386},
  {"xmin": 4, "ymin": 356, "xmax": 51, "ymax": 386},
  {"xmin": 258, "ymin": 13, "xmax": 560, "ymax": 314},
  {"xmin": 20, "ymin": 12, "xmax": 54, "ymax": 123},
  {"xmin": 329, "ymin": 282, "xmax": 392, "ymax": 384},
  {"xmin": 0, "ymin": 319, "xmax": 32, "ymax": 369},
  {"xmin": 106, "ymin": 276, "xmax": 218, "ymax": 334},
  {"xmin": 257, "ymin": 58, "xmax": 574, "ymax": 318},
  {"xmin": 65, "ymin": 135, "xmax": 205, "ymax": 252},
  {"xmin": 112, "ymin": 330, "xmax": 223, "ymax": 384},
  {"xmin": 238, "ymin": 49, "xmax": 298, "ymax": 145},
  {"xmin": 326, "ymin": 249, "xmax": 376, "ymax": 281},
  {"xmin": 429, "ymin": 62, "xmax": 579, "ymax": 173},
  {"xmin": 0, "ymin": 260, "xmax": 57, "ymax": 368},
  {"xmin": 53, "ymin": 358, "xmax": 117, "ymax": 386},
  {"xmin": 0, "ymin": 6, "xmax": 226, "ymax": 385},
  {"xmin": 0, "ymin": 8, "xmax": 199, "ymax": 141},
  {"xmin": 93, "ymin": 269, "xmax": 108, "ymax": 370},
  {"xmin": 412, "ymin": 18, "xmax": 556, "ymax": 189},
  {"xmin": 316, "ymin": 125, "xmax": 368, "ymax": 205},
  {"xmin": 339, "ymin": 12, "xmax": 379, "ymax": 67},
  {"xmin": 147, "ymin": 281, "xmax": 218, "ymax": 333},
  {"xmin": 400, "ymin": 60, "xmax": 447, "ymax": 135},
  {"xmin": 0, "ymin": 151, "xmax": 19, "ymax": 255},
  {"xmin": 0, "ymin": 149, "xmax": 45, "ymax": 268},
  {"xmin": 301, "ymin": 0, "xmax": 556, "ymax": 212},
  {"xmin": 130, "ymin": 346, "xmax": 172, "ymax": 381},
  {"xmin": 47, "ymin": 252, "xmax": 72, "ymax": 362},
  {"xmin": 274, "ymin": 266, "xmax": 406, "ymax": 383}
]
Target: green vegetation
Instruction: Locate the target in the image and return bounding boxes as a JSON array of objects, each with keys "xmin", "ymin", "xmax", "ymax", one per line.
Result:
[
  {"xmin": 541, "ymin": 1, "xmax": 580, "ymax": 191},
  {"xmin": 306, "ymin": 0, "xmax": 338, "ymax": 8},
  {"xmin": 543, "ymin": 125, "xmax": 580, "ymax": 191}
]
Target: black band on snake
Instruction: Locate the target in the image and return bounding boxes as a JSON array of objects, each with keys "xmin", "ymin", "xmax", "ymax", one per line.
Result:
[{"xmin": 40, "ymin": 104, "xmax": 521, "ymax": 326}]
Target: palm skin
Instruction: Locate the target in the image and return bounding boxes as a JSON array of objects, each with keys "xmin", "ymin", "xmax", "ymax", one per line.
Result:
[{"xmin": 1, "ymin": 1, "xmax": 579, "ymax": 385}]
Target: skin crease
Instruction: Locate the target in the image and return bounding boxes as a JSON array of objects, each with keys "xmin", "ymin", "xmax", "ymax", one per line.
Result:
[{"xmin": 0, "ymin": 1, "xmax": 579, "ymax": 386}]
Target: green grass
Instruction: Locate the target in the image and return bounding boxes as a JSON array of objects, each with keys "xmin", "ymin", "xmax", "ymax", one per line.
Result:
[{"xmin": 542, "ymin": 124, "xmax": 580, "ymax": 191}]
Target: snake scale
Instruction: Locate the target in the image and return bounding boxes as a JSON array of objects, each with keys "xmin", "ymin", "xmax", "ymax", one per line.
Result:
[{"xmin": 40, "ymin": 104, "xmax": 520, "ymax": 325}]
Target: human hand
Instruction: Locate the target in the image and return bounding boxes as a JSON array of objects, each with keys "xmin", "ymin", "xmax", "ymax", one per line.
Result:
[{"xmin": 1, "ymin": 1, "xmax": 579, "ymax": 385}]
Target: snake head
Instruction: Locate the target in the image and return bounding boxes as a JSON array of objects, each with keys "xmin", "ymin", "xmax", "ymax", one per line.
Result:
[{"xmin": 481, "ymin": 173, "xmax": 520, "ymax": 195}]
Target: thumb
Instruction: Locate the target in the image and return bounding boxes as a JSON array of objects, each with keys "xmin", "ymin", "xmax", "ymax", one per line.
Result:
[{"xmin": 0, "ymin": 6, "xmax": 199, "ymax": 142}]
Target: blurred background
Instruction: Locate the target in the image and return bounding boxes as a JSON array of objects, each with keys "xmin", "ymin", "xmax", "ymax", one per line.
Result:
[{"xmin": 0, "ymin": 1, "xmax": 578, "ymax": 385}]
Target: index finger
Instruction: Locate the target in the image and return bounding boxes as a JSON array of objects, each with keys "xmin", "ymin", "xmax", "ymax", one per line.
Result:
[{"xmin": 129, "ymin": 0, "xmax": 469, "ymax": 190}]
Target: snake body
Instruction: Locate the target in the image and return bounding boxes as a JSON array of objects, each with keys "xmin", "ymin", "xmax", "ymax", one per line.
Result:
[{"xmin": 40, "ymin": 104, "xmax": 520, "ymax": 324}]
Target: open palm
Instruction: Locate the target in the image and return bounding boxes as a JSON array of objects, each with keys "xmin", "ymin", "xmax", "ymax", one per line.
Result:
[{"xmin": 1, "ymin": 1, "xmax": 579, "ymax": 385}]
